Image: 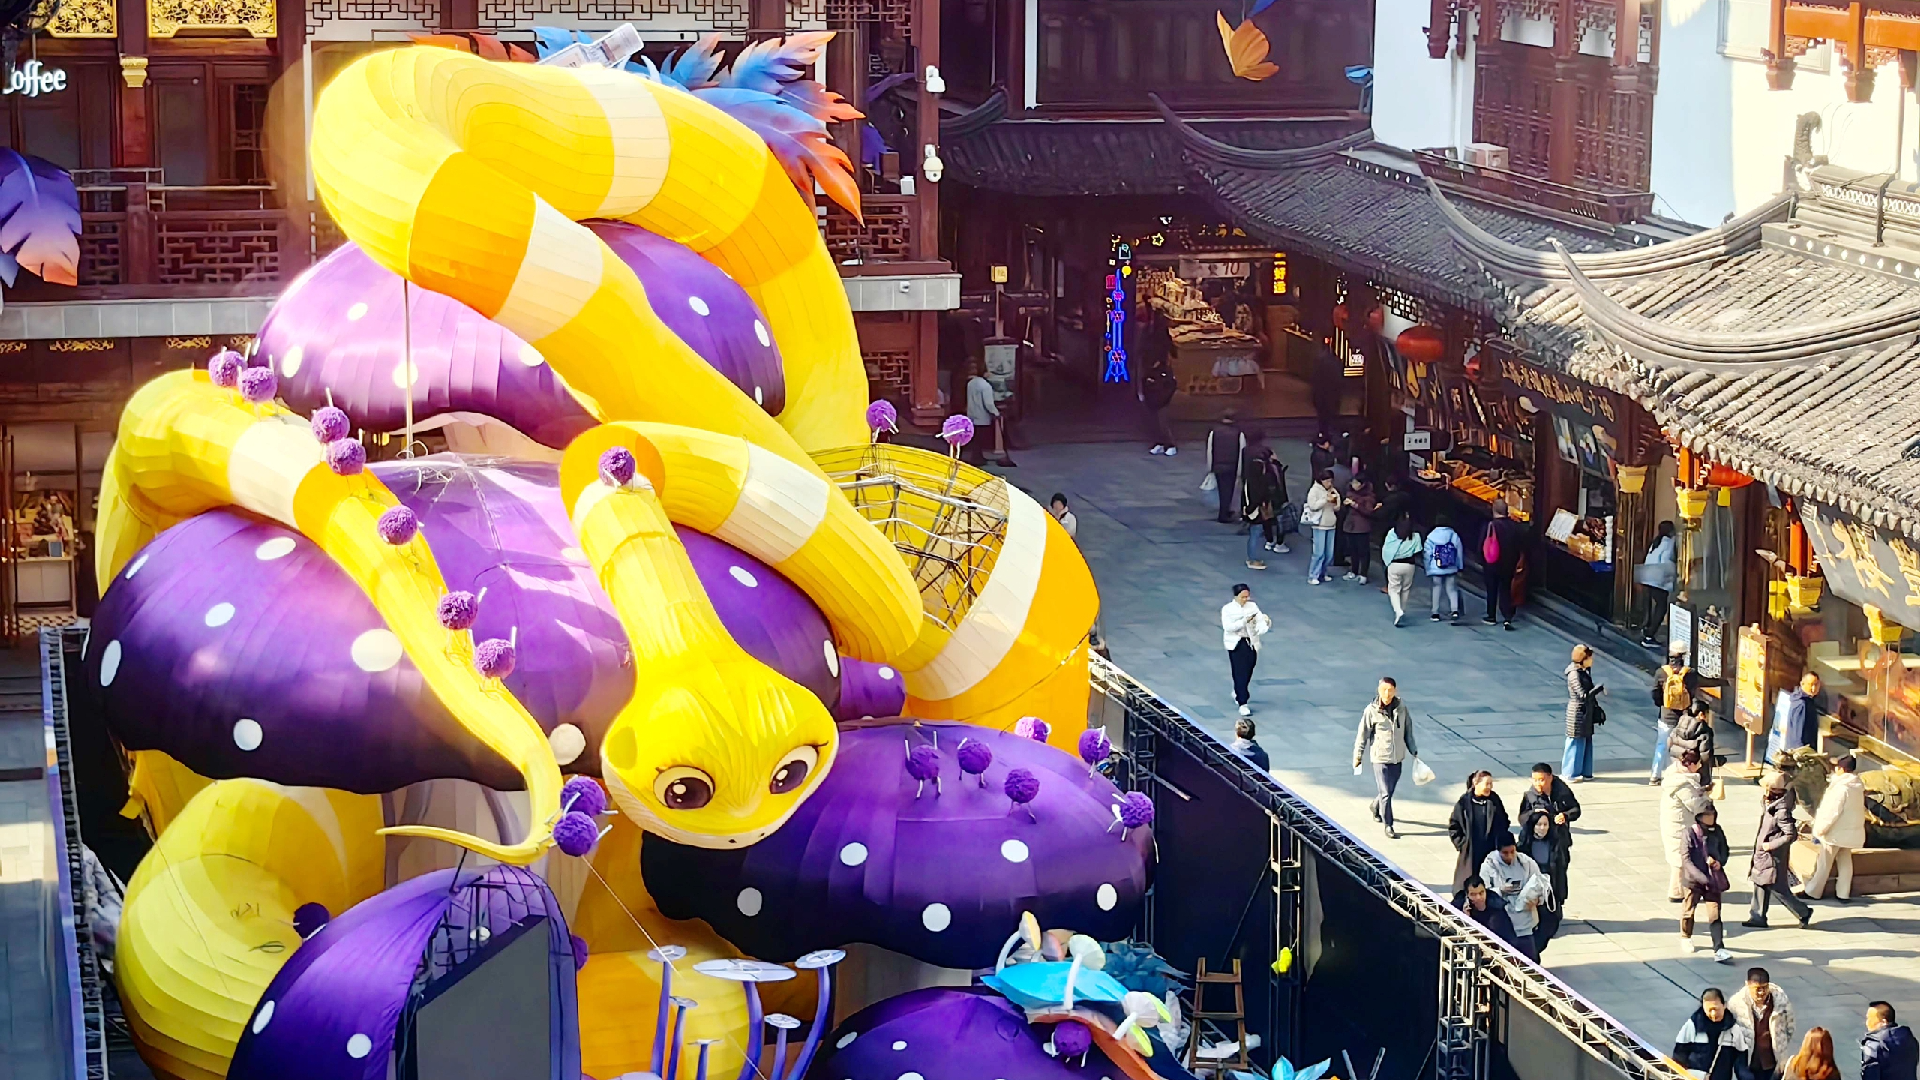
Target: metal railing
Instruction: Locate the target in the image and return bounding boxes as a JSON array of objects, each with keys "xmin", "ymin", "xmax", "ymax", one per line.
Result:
[
  {"xmin": 1091, "ymin": 654, "xmax": 1686, "ymax": 1080},
  {"xmin": 42, "ymin": 627, "xmax": 108, "ymax": 1080}
]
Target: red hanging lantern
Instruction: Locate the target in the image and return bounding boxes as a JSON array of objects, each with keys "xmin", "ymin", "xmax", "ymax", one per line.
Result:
[
  {"xmin": 1704, "ymin": 463, "xmax": 1755, "ymax": 489},
  {"xmin": 1332, "ymin": 303, "xmax": 1350, "ymax": 331},
  {"xmin": 1395, "ymin": 324, "xmax": 1446, "ymax": 363},
  {"xmin": 1366, "ymin": 306, "xmax": 1386, "ymax": 335}
]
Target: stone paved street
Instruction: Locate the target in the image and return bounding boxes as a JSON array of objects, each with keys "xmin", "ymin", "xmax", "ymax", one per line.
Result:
[{"xmin": 994, "ymin": 439, "xmax": 1920, "ymax": 1075}]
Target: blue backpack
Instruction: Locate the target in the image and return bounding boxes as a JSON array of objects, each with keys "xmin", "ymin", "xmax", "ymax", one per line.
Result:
[{"xmin": 1433, "ymin": 536, "xmax": 1460, "ymax": 571}]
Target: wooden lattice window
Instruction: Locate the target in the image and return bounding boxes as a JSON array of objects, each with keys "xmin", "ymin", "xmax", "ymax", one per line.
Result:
[{"xmin": 226, "ymin": 82, "xmax": 270, "ymax": 184}]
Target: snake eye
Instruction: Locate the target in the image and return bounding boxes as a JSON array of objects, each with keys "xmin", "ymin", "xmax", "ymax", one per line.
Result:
[
  {"xmin": 655, "ymin": 767, "xmax": 715, "ymax": 811},
  {"xmin": 769, "ymin": 746, "xmax": 820, "ymax": 795}
]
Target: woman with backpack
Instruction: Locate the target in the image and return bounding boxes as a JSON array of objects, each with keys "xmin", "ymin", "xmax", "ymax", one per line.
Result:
[
  {"xmin": 1651, "ymin": 641, "xmax": 1700, "ymax": 785},
  {"xmin": 1424, "ymin": 512, "xmax": 1465, "ymax": 622},
  {"xmin": 1381, "ymin": 511, "xmax": 1423, "ymax": 628}
]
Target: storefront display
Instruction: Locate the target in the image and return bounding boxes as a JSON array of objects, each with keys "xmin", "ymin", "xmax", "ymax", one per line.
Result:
[
  {"xmin": 11, "ymin": 488, "xmax": 77, "ymax": 609},
  {"xmin": 1799, "ymin": 498, "xmax": 1920, "ymax": 758},
  {"xmin": 1139, "ymin": 267, "xmax": 1264, "ymax": 396}
]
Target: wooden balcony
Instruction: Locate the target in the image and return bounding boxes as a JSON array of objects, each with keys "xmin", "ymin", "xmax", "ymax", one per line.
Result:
[
  {"xmin": 9, "ymin": 179, "xmax": 307, "ymax": 302},
  {"xmin": 820, "ymin": 193, "xmax": 948, "ymax": 275},
  {"xmin": 1413, "ymin": 148, "xmax": 1654, "ymax": 225},
  {"xmin": 1766, "ymin": 0, "xmax": 1920, "ymax": 101}
]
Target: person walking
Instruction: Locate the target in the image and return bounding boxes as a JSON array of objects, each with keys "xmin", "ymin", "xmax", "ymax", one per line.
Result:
[
  {"xmin": 1425, "ymin": 512, "xmax": 1465, "ymax": 622},
  {"xmin": 1481, "ymin": 500, "xmax": 1527, "ymax": 630},
  {"xmin": 1304, "ymin": 470, "xmax": 1340, "ymax": 585},
  {"xmin": 1635, "ymin": 520, "xmax": 1679, "ymax": 646},
  {"xmin": 1231, "ymin": 718, "xmax": 1271, "ymax": 772},
  {"xmin": 1652, "ymin": 642, "xmax": 1701, "ymax": 785},
  {"xmin": 1339, "ymin": 477, "xmax": 1378, "ymax": 583},
  {"xmin": 1807, "ymin": 753, "xmax": 1866, "ymax": 903},
  {"xmin": 1460, "ymin": 874, "xmax": 1523, "ymax": 952},
  {"xmin": 1352, "ymin": 677, "xmax": 1416, "ymax": 839},
  {"xmin": 1729, "ymin": 968, "xmax": 1797, "ymax": 1080},
  {"xmin": 1382, "ymin": 511, "xmax": 1423, "ymax": 628},
  {"xmin": 1672, "ymin": 700, "xmax": 1720, "ymax": 790},
  {"xmin": 1139, "ymin": 314, "xmax": 1178, "ymax": 456},
  {"xmin": 1674, "ymin": 988, "xmax": 1753, "ymax": 1080},
  {"xmin": 1862, "ymin": 1002, "xmax": 1919, "ymax": 1080},
  {"xmin": 1663, "ymin": 749, "xmax": 1715, "ymax": 901},
  {"xmin": 1241, "ymin": 440, "xmax": 1281, "ymax": 571},
  {"xmin": 1221, "ymin": 584, "xmax": 1268, "ymax": 719},
  {"xmin": 1478, "ymin": 834, "xmax": 1549, "ymax": 962},
  {"xmin": 1680, "ymin": 804, "xmax": 1734, "ymax": 963},
  {"xmin": 1206, "ymin": 414, "xmax": 1246, "ymax": 523},
  {"xmin": 1743, "ymin": 774, "xmax": 1814, "ymax": 930},
  {"xmin": 1562, "ymin": 644, "xmax": 1605, "ymax": 782},
  {"xmin": 1784, "ymin": 1028, "xmax": 1840, "ymax": 1080},
  {"xmin": 1518, "ymin": 762, "xmax": 1580, "ymax": 955},
  {"xmin": 1449, "ymin": 770, "xmax": 1512, "ymax": 896}
]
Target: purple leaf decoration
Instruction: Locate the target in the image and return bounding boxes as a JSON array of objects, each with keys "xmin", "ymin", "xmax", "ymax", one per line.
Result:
[
  {"xmin": 475, "ymin": 637, "xmax": 516, "ymax": 679},
  {"xmin": 955, "ymin": 737, "xmax": 992, "ymax": 781},
  {"xmin": 866, "ymin": 399, "xmax": 898, "ymax": 435},
  {"xmin": 436, "ymin": 590, "xmax": 478, "ymax": 631},
  {"xmin": 310, "ymin": 405, "xmax": 351, "ymax": 444},
  {"xmin": 1077, "ymin": 728, "xmax": 1111, "ymax": 767},
  {"xmin": 376, "ymin": 505, "xmax": 419, "ymax": 545},
  {"xmin": 1119, "ymin": 791, "xmax": 1155, "ymax": 829},
  {"xmin": 562, "ymin": 774, "xmax": 608, "ymax": 818},
  {"xmin": 553, "ymin": 810, "xmax": 599, "ymax": 857},
  {"xmin": 0, "ymin": 150, "xmax": 81, "ymax": 287},
  {"xmin": 941, "ymin": 415, "xmax": 975, "ymax": 448},
  {"xmin": 1013, "ymin": 716, "xmax": 1050, "ymax": 743},
  {"xmin": 325, "ymin": 438, "xmax": 365, "ymax": 476}
]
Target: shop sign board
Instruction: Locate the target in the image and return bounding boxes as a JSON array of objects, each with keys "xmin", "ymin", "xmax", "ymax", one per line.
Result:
[
  {"xmin": 1735, "ymin": 624, "xmax": 1768, "ymax": 736},
  {"xmin": 1402, "ymin": 430, "xmax": 1432, "ymax": 451},
  {"xmin": 1697, "ymin": 609, "xmax": 1726, "ymax": 682},
  {"xmin": 1798, "ymin": 500, "xmax": 1920, "ymax": 618},
  {"xmin": 1496, "ymin": 354, "xmax": 1622, "ymax": 475},
  {"xmin": 1669, "ymin": 603, "xmax": 1693, "ymax": 662},
  {"xmin": 1179, "ymin": 259, "xmax": 1250, "ymax": 280}
]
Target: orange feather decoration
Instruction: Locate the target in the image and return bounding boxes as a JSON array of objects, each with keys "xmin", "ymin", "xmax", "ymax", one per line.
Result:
[{"xmin": 1216, "ymin": 12, "xmax": 1279, "ymax": 82}]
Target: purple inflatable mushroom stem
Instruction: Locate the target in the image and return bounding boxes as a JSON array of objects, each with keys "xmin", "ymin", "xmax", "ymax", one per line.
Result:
[
  {"xmin": 1077, "ymin": 728, "xmax": 1111, "ymax": 774},
  {"xmin": 765, "ymin": 1012, "xmax": 801, "ymax": 1080},
  {"xmin": 647, "ymin": 944, "xmax": 689, "ymax": 1076},
  {"xmin": 785, "ymin": 948, "xmax": 845, "ymax": 1080},
  {"xmin": 1005, "ymin": 767, "xmax": 1040, "ymax": 821},
  {"xmin": 690, "ymin": 959, "xmax": 797, "ymax": 1080},
  {"xmin": 956, "ymin": 737, "xmax": 993, "ymax": 787},
  {"xmin": 667, "ymin": 996, "xmax": 697, "ymax": 1080},
  {"xmin": 693, "ymin": 1039, "xmax": 719, "ymax": 1080},
  {"xmin": 1013, "ymin": 716, "xmax": 1050, "ymax": 743},
  {"xmin": 905, "ymin": 741, "xmax": 942, "ymax": 798}
]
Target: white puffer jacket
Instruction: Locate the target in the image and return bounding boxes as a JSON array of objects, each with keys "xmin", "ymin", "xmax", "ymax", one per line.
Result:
[
  {"xmin": 1812, "ymin": 771, "xmax": 1868, "ymax": 849},
  {"xmin": 1660, "ymin": 765, "xmax": 1712, "ymax": 869},
  {"xmin": 1303, "ymin": 483, "xmax": 1338, "ymax": 529}
]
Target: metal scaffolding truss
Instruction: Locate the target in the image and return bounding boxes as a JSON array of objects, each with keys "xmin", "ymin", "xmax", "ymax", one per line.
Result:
[
  {"xmin": 44, "ymin": 628, "xmax": 108, "ymax": 1080},
  {"xmin": 1092, "ymin": 656, "xmax": 1686, "ymax": 1080}
]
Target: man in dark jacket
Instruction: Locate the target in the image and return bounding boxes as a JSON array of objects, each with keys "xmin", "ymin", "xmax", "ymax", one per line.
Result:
[
  {"xmin": 1481, "ymin": 499, "xmax": 1528, "ymax": 631},
  {"xmin": 1743, "ymin": 776, "xmax": 1813, "ymax": 929},
  {"xmin": 1674, "ymin": 989, "xmax": 1752, "ymax": 1080},
  {"xmin": 1780, "ymin": 672, "xmax": 1827, "ymax": 753},
  {"xmin": 1206, "ymin": 414, "xmax": 1244, "ymax": 523},
  {"xmin": 1518, "ymin": 762, "xmax": 1581, "ymax": 953},
  {"xmin": 1864, "ymin": 1002, "xmax": 1919, "ymax": 1080},
  {"xmin": 1459, "ymin": 875, "xmax": 1522, "ymax": 951}
]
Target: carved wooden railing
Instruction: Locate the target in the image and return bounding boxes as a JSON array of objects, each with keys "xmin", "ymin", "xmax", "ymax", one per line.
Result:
[
  {"xmin": 1413, "ymin": 148, "xmax": 1654, "ymax": 226},
  {"xmin": 821, "ymin": 194, "xmax": 917, "ymax": 265}
]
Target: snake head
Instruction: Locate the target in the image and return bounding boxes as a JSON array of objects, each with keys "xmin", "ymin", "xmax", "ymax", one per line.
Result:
[{"xmin": 600, "ymin": 656, "xmax": 838, "ymax": 848}]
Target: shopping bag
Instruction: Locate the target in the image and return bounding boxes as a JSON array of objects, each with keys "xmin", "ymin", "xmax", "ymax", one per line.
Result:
[
  {"xmin": 1710, "ymin": 777, "xmax": 1726, "ymax": 801},
  {"xmin": 1200, "ymin": 472, "xmax": 1218, "ymax": 492},
  {"xmin": 1254, "ymin": 613, "xmax": 1272, "ymax": 637},
  {"xmin": 1411, "ymin": 757, "xmax": 1437, "ymax": 786}
]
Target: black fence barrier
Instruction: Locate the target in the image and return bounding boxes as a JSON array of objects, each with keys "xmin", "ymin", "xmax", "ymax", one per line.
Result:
[{"xmin": 1090, "ymin": 656, "xmax": 1684, "ymax": 1080}]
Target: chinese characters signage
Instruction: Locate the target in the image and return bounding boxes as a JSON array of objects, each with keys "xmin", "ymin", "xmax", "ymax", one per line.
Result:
[
  {"xmin": 1496, "ymin": 354, "xmax": 1619, "ymax": 428},
  {"xmin": 1735, "ymin": 624, "xmax": 1768, "ymax": 736},
  {"xmin": 1798, "ymin": 500, "xmax": 1920, "ymax": 616}
]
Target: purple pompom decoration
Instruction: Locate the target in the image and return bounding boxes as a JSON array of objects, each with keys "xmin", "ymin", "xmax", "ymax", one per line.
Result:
[
  {"xmin": 599, "ymin": 446, "xmax": 637, "ymax": 487},
  {"xmin": 1013, "ymin": 716, "xmax": 1051, "ymax": 743},
  {"xmin": 292, "ymin": 902, "xmax": 331, "ymax": 939},
  {"xmin": 475, "ymin": 637, "xmax": 516, "ymax": 679},
  {"xmin": 1078, "ymin": 728, "xmax": 1112, "ymax": 768},
  {"xmin": 1120, "ymin": 791, "xmax": 1155, "ymax": 829},
  {"xmin": 1005, "ymin": 767, "xmax": 1040, "ymax": 821},
  {"xmin": 553, "ymin": 810, "xmax": 599, "ymax": 857},
  {"xmin": 326, "ymin": 437, "xmax": 366, "ymax": 476},
  {"xmin": 562, "ymin": 775, "xmax": 608, "ymax": 818},
  {"xmin": 376, "ymin": 505, "xmax": 418, "ymax": 545},
  {"xmin": 956, "ymin": 737, "xmax": 993, "ymax": 786},
  {"xmin": 940, "ymin": 414, "xmax": 975, "ymax": 449},
  {"xmin": 238, "ymin": 365, "xmax": 279, "ymax": 404},
  {"xmin": 208, "ymin": 349, "xmax": 244, "ymax": 388},
  {"xmin": 865, "ymin": 399, "xmax": 899, "ymax": 435},
  {"xmin": 1052, "ymin": 1023, "xmax": 1093, "ymax": 1058},
  {"xmin": 906, "ymin": 742, "xmax": 942, "ymax": 797},
  {"xmin": 571, "ymin": 933, "xmax": 591, "ymax": 970},
  {"xmin": 437, "ymin": 590, "xmax": 478, "ymax": 631},
  {"xmin": 310, "ymin": 405, "xmax": 351, "ymax": 444}
]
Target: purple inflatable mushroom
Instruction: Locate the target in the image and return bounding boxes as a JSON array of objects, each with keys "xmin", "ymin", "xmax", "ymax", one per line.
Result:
[
  {"xmin": 641, "ymin": 722, "xmax": 1152, "ymax": 970},
  {"xmin": 813, "ymin": 988, "xmax": 1128, "ymax": 1080}
]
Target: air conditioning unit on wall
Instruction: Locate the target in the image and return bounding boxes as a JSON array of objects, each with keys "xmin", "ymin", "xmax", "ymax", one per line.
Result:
[{"xmin": 1465, "ymin": 142, "xmax": 1510, "ymax": 170}]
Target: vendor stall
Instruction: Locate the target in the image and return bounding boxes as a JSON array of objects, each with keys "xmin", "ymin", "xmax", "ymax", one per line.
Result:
[{"xmin": 1139, "ymin": 267, "xmax": 1265, "ymax": 396}]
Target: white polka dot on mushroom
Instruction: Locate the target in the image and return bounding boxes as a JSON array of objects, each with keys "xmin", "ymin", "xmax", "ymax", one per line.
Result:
[
  {"xmin": 252, "ymin": 1000, "xmax": 275, "ymax": 1034},
  {"xmin": 891, "ymin": 1041, "xmax": 907, "ymax": 1051},
  {"xmin": 839, "ymin": 842, "xmax": 868, "ymax": 866},
  {"xmin": 350, "ymin": 629, "xmax": 404, "ymax": 673},
  {"xmin": 823, "ymin": 640, "xmax": 840, "ymax": 677},
  {"xmin": 549, "ymin": 723, "xmax": 586, "ymax": 766},
  {"xmin": 346, "ymin": 302, "xmax": 368, "ymax": 322},
  {"xmin": 233, "ymin": 719, "xmax": 263, "ymax": 751},
  {"xmin": 899, "ymin": 1073, "xmax": 925, "ymax": 1080},
  {"xmin": 1096, "ymin": 883, "xmax": 1118, "ymax": 911},
  {"xmin": 688, "ymin": 296, "xmax": 710, "ymax": 316},
  {"xmin": 346, "ymin": 1034, "xmax": 372, "ymax": 1059},
  {"xmin": 921, "ymin": 903, "xmax": 951, "ymax": 932},
  {"xmin": 736, "ymin": 887, "xmax": 763, "ymax": 917},
  {"xmin": 753, "ymin": 385, "xmax": 764, "ymax": 406},
  {"xmin": 255, "ymin": 537, "xmax": 296, "ymax": 561},
  {"xmin": 729, "ymin": 566, "xmax": 759, "ymax": 588},
  {"xmin": 205, "ymin": 602, "xmax": 236, "ymax": 627},
  {"xmin": 98, "ymin": 641, "xmax": 121, "ymax": 687},
  {"xmin": 1000, "ymin": 839, "xmax": 1029, "ymax": 863},
  {"xmin": 754, "ymin": 320, "xmax": 771, "ymax": 347},
  {"xmin": 878, "ymin": 666, "xmax": 896, "ymax": 681},
  {"xmin": 517, "ymin": 342, "xmax": 545, "ymax": 367},
  {"xmin": 124, "ymin": 553, "xmax": 149, "ymax": 579},
  {"xmin": 280, "ymin": 345, "xmax": 304, "ymax": 378},
  {"xmin": 835, "ymin": 1031, "xmax": 858, "ymax": 1049},
  {"xmin": 392, "ymin": 359, "xmax": 420, "ymax": 389}
]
